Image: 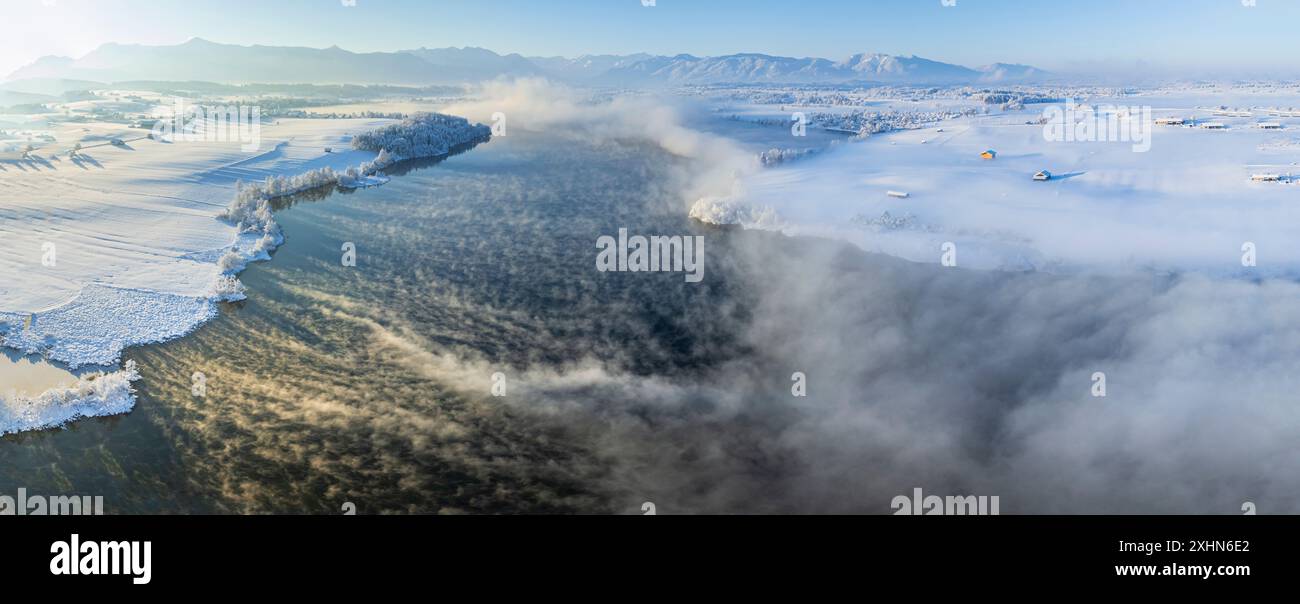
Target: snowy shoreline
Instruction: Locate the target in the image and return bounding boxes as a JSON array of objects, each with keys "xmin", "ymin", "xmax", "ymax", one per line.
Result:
[{"xmin": 0, "ymin": 113, "xmax": 490, "ymax": 435}]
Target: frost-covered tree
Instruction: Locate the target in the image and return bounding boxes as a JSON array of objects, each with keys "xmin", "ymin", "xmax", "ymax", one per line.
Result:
[
  {"xmin": 210, "ymin": 275, "xmax": 247, "ymax": 301},
  {"xmin": 216, "ymin": 249, "xmax": 244, "ymax": 274}
]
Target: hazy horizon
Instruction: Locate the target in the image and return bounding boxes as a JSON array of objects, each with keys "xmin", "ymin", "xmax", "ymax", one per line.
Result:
[{"xmin": 6, "ymin": 0, "xmax": 1300, "ymax": 83}]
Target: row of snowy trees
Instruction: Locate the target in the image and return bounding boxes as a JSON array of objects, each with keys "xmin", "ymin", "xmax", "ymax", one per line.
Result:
[
  {"xmin": 274, "ymin": 110, "xmax": 407, "ymax": 120},
  {"xmin": 219, "ymin": 157, "xmax": 386, "ymax": 236},
  {"xmin": 350, "ymin": 112, "xmax": 491, "ymax": 159}
]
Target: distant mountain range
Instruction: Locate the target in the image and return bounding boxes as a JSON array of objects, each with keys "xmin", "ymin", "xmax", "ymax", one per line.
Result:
[
  {"xmin": 4, "ymin": 38, "xmax": 1049, "ymax": 87},
  {"xmin": 593, "ymin": 53, "xmax": 1049, "ymax": 85}
]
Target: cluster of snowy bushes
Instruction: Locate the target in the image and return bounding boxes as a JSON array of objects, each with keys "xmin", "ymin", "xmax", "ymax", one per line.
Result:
[
  {"xmin": 350, "ymin": 112, "xmax": 491, "ymax": 159},
  {"xmin": 338, "ymin": 148, "xmax": 396, "ymax": 187},
  {"xmin": 688, "ymin": 195, "xmax": 781, "ymax": 228},
  {"xmin": 217, "ymin": 179, "xmax": 287, "ymax": 263},
  {"xmin": 209, "ymin": 274, "xmax": 247, "ymax": 301},
  {"xmin": 849, "ymin": 211, "xmax": 931, "ymax": 232},
  {"xmin": 759, "ymin": 147, "xmax": 820, "ymax": 166}
]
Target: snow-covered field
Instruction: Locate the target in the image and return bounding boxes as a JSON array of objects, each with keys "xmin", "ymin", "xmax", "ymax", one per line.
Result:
[
  {"xmin": 694, "ymin": 90, "xmax": 1300, "ymax": 275},
  {"xmin": 1, "ymin": 117, "xmax": 392, "ymax": 358}
]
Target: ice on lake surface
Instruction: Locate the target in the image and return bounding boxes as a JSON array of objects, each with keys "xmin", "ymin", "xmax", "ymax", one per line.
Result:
[{"xmin": 0, "ymin": 350, "xmax": 79, "ymax": 399}]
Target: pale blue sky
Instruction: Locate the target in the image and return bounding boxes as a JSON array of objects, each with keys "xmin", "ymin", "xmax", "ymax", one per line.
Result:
[{"xmin": 5, "ymin": 0, "xmax": 1300, "ymax": 79}]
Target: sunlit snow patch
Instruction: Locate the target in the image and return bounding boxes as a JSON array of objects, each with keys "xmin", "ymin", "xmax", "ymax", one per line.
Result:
[{"xmin": 0, "ymin": 360, "xmax": 140, "ymax": 436}]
